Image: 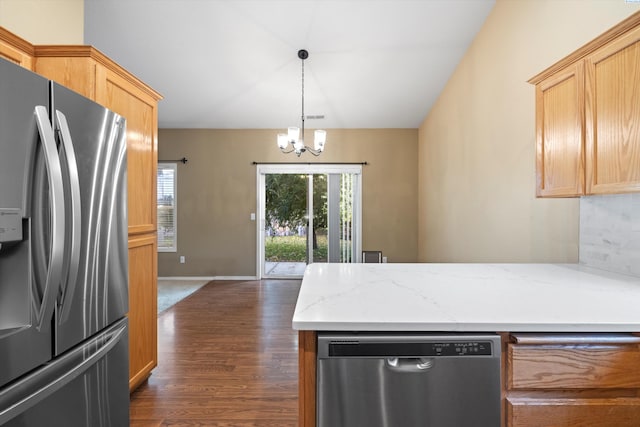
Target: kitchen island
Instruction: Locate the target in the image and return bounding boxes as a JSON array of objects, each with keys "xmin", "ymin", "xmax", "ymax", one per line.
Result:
[{"xmin": 293, "ymin": 263, "xmax": 640, "ymax": 427}]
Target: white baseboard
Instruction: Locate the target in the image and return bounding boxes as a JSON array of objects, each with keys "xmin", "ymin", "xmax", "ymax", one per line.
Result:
[
  {"xmin": 158, "ymin": 276, "xmax": 258, "ymax": 281},
  {"xmin": 158, "ymin": 276, "xmax": 214, "ymax": 281}
]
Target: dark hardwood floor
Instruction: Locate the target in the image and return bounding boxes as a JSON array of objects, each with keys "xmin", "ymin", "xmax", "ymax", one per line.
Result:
[{"xmin": 130, "ymin": 279, "xmax": 302, "ymax": 426}]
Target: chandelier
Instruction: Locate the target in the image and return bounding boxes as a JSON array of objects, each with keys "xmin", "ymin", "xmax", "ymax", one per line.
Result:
[{"xmin": 277, "ymin": 49, "xmax": 326, "ymax": 156}]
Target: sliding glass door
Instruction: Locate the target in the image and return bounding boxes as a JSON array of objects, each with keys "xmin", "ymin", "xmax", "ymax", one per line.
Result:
[{"xmin": 257, "ymin": 164, "xmax": 361, "ymax": 279}]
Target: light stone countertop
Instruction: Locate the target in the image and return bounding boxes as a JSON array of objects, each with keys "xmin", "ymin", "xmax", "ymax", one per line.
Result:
[{"xmin": 292, "ymin": 263, "xmax": 640, "ymax": 332}]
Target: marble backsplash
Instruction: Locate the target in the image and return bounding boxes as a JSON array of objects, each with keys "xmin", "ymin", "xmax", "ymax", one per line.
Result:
[{"xmin": 579, "ymin": 193, "xmax": 640, "ymax": 277}]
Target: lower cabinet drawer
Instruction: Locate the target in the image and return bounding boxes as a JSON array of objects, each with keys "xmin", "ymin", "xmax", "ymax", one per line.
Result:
[
  {"xmin": 508, "ymin": 335, "xmax": 640, "ymax": 390},
  {"xmin": 507, "ymin": 397, "xmax": 640, "ymax": 427}
]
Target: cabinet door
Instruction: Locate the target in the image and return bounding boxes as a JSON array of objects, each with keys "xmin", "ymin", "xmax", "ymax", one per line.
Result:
[
  {"xmin": 585, "ymin": 25, "xmax": 640, "ymax": 194},
  {"xmin": 507, "ymin": 397, "xmax": 640, "ymax": 427},
  {"xmin": 506, "ymin": 334, "xmax": 640, "ymax": 426},
  {"xmin": 97, "ymin": 67, "xmax": 158, "ymax": 235},
  {"xmin": 128, "ymin": 234, "xmax": 158, "ymax": 391},
  {"xmin": 535, "ymin": 63, "xmax": 585, "ymax": 197}
]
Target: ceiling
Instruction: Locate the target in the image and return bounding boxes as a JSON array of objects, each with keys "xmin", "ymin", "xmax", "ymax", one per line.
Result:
[{"xmin": 84, "ymin": 0, "xmax": 495, "ymax": 129}]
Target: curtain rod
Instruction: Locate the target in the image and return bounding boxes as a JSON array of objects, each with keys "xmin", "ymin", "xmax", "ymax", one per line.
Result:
[
  {"xmin": 162, "ymin": 157, "xmax": 188, "ymax": 164},
  {"xmin": 252, "ymin": 161, "xmax": 367, "ymax": 165}
]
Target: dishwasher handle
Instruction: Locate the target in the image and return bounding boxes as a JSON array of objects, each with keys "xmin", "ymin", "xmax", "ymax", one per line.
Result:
[{"xmin": 385, "ymin": 357, "xmax": 434, "ymax": 372}]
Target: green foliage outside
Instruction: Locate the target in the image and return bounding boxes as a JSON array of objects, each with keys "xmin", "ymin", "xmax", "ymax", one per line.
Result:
[
  {"xmin": 265, "ymin": 235, "xmax": 328, "ymax": 262},
  {"xmin": 265, "ymin": 174, "xmax": 327, "ymax": 249},
  {"xmin": 264, "ymin": 173, "xmax": 353, "ymax": 263}
]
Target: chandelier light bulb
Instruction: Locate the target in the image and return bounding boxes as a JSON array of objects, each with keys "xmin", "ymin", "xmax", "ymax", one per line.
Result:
[
  {"xmin": 288, "ymin": 126, "xmax": 300, "ymax": 143},
  {"xmin": 314, "ymin": 129, "xmax": 326, "ymax": 151},
  {"xmin": 277, "ymin": 133, "xmax": 288, "ymax": 149}
]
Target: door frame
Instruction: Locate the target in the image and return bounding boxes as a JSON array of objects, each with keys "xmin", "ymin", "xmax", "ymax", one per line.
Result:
[{"xmin": 256, "ymin": 164, "xmax": 362, "ymax": 279}]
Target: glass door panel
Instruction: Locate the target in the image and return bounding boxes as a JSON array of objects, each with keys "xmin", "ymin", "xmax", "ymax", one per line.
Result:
[
  {"xmin": 311, "ymin": 174, "xmax": 328, "ymax": 263},
  {"xmin": 327, "ymin": 173, "xmax": 356, "ymax": 263},
  {"xmin": 264, "ymin": 173, "xmax": 308, "ymax": 277}
]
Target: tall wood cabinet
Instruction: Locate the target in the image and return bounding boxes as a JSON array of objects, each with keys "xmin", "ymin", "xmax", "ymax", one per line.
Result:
[
  {"xmin": 0, "ymin": 27, "xmax": 162, "ymax": 392},
  {"xmin": 529, "ymin": 11, "xmax": 640, "ymax": 197}
]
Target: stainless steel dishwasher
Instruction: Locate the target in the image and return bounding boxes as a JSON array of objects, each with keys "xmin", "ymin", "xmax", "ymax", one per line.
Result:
[{"xmin": 317, "ymin": 332, "xmax": 501, "ymax": 427}]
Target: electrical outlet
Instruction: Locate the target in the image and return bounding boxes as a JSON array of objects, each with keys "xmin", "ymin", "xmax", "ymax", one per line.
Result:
[
  {"xmin": 180, "ymin": 256, "xmax": 185, "ymax": 264},
  {"xmin": 382, "ymin": 256, "xmax": 388, "ymax": 263}
]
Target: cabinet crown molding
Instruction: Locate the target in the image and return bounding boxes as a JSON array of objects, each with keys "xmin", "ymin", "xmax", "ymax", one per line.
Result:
[
  {"xmin": 529, "ymin": 10, "xmax": 640, "ymax": 84},
  {"xmin": 0, "ymin": 26, "xmax": 35, "ymax": 56},
  {"xmin": 1, "ymin": 27, "xmax": 162, "ymax": 101},
  {"xmin": 34, "ymin": 45, "xmax": 162, "ymax": 101}
]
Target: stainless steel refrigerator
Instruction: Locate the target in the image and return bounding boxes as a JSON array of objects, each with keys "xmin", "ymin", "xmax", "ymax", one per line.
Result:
[{"xmin": 0, "ymin": 57, "xmax": 129, "ymax": 426}]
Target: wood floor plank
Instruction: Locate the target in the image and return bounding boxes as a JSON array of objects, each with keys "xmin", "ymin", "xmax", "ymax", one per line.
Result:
[{"xmin": 130, "ymin": 279, "xmax": 302, "ymax": 426}]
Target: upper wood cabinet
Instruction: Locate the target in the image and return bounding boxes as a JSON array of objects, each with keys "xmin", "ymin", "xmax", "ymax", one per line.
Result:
[
  {"xmin": 529, "ymin": 11, "xmax": 640, "ymax": 197},
  {"xmin": 34, "ymin": 46, "xmax": 162, "ymax": 234}
]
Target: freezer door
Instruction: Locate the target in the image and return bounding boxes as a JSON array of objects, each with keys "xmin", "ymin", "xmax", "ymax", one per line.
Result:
[
  {"xmin": 0, "ymin": 318, "xmax": 129, "ymax": 427},
  {"xmin": 51, "ymin": 83, "xmax": 128, "ymax": 355},
  {"xmin": 0, "ymin": 58, "xmax": 58, "ymax": 388}
]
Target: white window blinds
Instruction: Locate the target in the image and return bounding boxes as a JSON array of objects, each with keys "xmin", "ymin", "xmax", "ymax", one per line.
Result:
[{"xmin": 157, "ymin": 163, "xmax": 177, "ymax": 252}]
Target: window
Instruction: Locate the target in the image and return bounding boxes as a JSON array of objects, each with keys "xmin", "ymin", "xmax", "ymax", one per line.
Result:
[{"xmin": 157, "ymin": 163, "xmax": 177, "ymax": 252}]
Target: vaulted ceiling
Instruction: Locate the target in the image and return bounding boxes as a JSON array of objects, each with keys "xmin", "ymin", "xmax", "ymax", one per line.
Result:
[{"xmin": 85, "ymin": 0, "xmax": 495, "ymax": 129}]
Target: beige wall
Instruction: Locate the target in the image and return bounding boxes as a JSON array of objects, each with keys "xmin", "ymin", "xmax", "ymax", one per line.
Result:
[
  {"xmin": 418, "ymin": 0, "xmax": 640, "ymax": 263},
  {"xmin": 0, "ymin": 0, "xmax": 83, "ymax": 43},
  {"xmin": 158, "ymin": 128, "xmax": 418, "ymax": 277}
]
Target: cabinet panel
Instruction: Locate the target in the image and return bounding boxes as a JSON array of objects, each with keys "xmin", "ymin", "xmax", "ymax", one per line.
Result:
[
  {"xmin": 34, "ymin": 56, "xmax": 96, "ymax": 99},
  {"xmin": 298, "ymin": 331, "xmax": 317, "ymax": 427},
  {"xmin": 99, "ymin": 69, "xmax": 158, "ymax": 235},
  {"xmin": 0, "ymin": 27, "xmax": 33, "ymax": 69},
  {"xmin": 535, "ymin": 64, "xmax": 584, "ymax": 197},
  {"xmin": 507, "ymin": 397, "xmax": 640, "ymax": 427},
  {"xmin": 0, "ymin": 42, "xmax": 32, "ymax": 68},
  {"xmin": 128, "ymin": 234, "xmax": 158, "ymax": 391},
  {"xmin": 585, "ymin": 25, "xmax": 640, "ymax": 194}
]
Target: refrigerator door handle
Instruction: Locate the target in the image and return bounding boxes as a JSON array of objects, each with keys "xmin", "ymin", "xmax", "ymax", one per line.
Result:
[
  {"xmin": 54, "ymin": 110, "xmax": 82, "ymax": 324},
  {"xmin": 33, "ymin": 106, "xmax": 65, "ymax": 332},
  {"xmin": 0, "ymin": 319, "xmax": 127, "ymax": 426}
]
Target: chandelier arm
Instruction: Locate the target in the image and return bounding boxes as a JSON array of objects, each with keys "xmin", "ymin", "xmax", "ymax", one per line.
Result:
[
  {"xmin": 303, "ymin": 146, "xmax": 321, "ymax": 156},
  {"xmin": 279, "ymin": 146, "xmax": 296, "ymax": 154}
]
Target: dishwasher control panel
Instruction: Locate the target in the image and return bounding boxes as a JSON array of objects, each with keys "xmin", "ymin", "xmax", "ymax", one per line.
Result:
[
  {"xmin": 327, "ymin": 340, "xmax": 494, "ymax": 357},
  {"xmin": 432, "ymin": 341, "xmax": 492, "ymax": 356}
]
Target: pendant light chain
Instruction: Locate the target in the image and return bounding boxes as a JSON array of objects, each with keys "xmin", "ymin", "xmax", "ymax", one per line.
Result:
[{"xmin": 301, "ymin": 55, "xmax": 305, "ymax": 143}]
